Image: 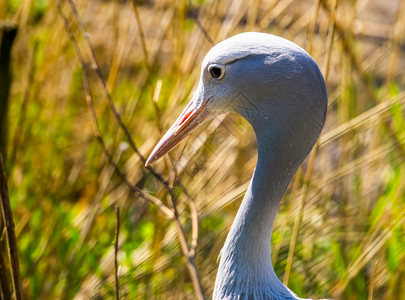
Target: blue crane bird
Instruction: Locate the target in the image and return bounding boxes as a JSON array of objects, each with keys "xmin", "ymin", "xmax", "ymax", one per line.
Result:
[{"xmin": 146, "ymin": 32, "xmax": 328, "ymax": 300}]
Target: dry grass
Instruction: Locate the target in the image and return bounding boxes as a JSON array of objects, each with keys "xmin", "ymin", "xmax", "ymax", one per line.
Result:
[{"xmin": 1, "ymin": 0, "xmax": 405, "ymax": 299}]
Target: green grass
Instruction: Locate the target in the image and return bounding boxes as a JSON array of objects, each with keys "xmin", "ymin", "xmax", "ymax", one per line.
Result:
[{"xmin": 1, "ymin": 0, "xmax": 405, "ymax": 299}]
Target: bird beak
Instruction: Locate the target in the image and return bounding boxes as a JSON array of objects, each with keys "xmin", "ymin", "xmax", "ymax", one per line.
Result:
[{"xmin": 145, "ymin": 96, "xmax": 213, "ymax": 166}]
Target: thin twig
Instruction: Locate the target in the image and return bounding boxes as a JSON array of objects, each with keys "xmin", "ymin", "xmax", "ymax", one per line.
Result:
[
  {"xmin": 187, "ymin": 0, "xmax": 214, "ymax": 45},
  {"xmin": 368, "ymin": 259, "xmax": 378, "ymax": 300},
  {"xmin": 131, "ymin": 3, "xmax": 202, "ymax": 265},
  {"xmin": 130, "ymin": 4, "xmax": 162, "ymax": 135},
  {"xmin": 0, "ymin": 154, "xmax": 22, "ymax": 300},
  {"xmin": 65, "ymin": 0, "xmax": 171, "ymax": 189},
  {"xmin": 320, "ymin": 0, "xmax": 405, "ymax": 159},
  {"xmin": 130, "ymin": 0, "xmax": 151, "ymax": 72},
  {"xmin": 57, "ymin": 2, "xmax": 205, "ymax": 298},
  {"xmin": 283, "ymin": 144, "xmax": 320, "ymax": 286},
  {"xmin": 174, "ymin": 177, "xmax": 199, "ymax": 257},
  {"xmin": 165, "ymin": 190, "xmax": 204, "ymax": 300},
  {"xmin": 284, "ymin": 0, "xmax": 338, "ymax": 285},
  {"xmin": 306, "ymin": 0, "xmax": 321, "ymax": 55},
  {"xmin": 114, "ymin": 206, "xmax": 120, "ymax": 300},
  {"xmin": 56, "ymin": 0, "xmax": 173, "ymax": 220},
  {"xmin": 9, "ymin": 40, "xmax": 37, "ymax": 169},
  {"xmin": 122, "ymin": 2, "xmax": 203, "ymax": 294},
  {"xmin": 130, "ymin": 4, "xmax": 202, "ymax": 288},
  {"xmin": 322, "ymin": 0, "xmax": 338, "ymax": 82},
  {"xmin": 65, "ymin": 0, "xmax": 199, "ymax": 220},
  {"xmin": 0, "ymin": 245, "xmax": 12, "ymax": 300}
]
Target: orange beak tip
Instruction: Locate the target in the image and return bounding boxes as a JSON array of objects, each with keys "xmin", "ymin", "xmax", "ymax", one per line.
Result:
[{"xmin": 144, "ymin": 97, "xmax": 212, "ymax": 169}]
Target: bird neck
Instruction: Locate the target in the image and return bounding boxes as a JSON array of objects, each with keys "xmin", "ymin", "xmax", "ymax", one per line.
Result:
[{"xmin": 213, "ymin": 121, "xmax": 305, "ymax": 300}]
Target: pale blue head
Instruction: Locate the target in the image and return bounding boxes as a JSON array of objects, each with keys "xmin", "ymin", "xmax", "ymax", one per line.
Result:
[
  {"xmin": 146, "ymin": 32, "xmax": 327, "ymax": 166},
  {"xmin": 146, "ymin": 31, "xmax": 329, "ymax": 300}
]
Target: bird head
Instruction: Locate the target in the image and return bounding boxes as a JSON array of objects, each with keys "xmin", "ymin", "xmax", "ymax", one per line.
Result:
[{"xmin": 145, "ymin": 32, "xmax": 327, "ymax": 166}]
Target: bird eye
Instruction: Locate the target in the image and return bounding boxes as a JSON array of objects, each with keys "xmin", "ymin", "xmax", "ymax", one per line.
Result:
[{"xmin": 208, "ymin": 64, "xmax": 225, "ymax": 79}]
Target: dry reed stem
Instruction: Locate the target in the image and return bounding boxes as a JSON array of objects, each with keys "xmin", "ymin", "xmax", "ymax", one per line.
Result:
[
  {"xmin": 385, "ymin": 0, "xmax": 405, "ymax": 87},
  {"xmin": 298, "ymin": 135, "xmax": 405, "ymax": 216},
  {"xmin": 0, "ymin": 22, "xmax": 22, "ymax": 300},
  {"xmin": 131, "ymin": 0, "xmax": 203, "ymax": 289},
  {"xmin": 86, "ymin": 1, "xmax": 201, "ymax": 273},
  {"xmin": 322, "ymin": 0, "xmax": 405, "ymax": 161},
  {"xmin": 114, "ymin": 206, "xmax": 120, "ymax": 300},
  {"xmin": 131, "ymin": 1, "xmax": 203, "ymax": 292},
  {"xmin": 64, "ymin": 0, "xmax": 174, "ymax": 190},
  {"xmin": 322, "ymin": 0, "xmax": 338, "ymax": 82},
  {"xmin": 306, "ymin": 0, "xmax": 322, "ymax": 55},
  {"xmin": 284, "ymin": 0, "xmax": 338, "ymax": 286},
  {"xmin": 331, "ymin": 211, "xmax": 404, "ymax": 295},
  {"xmin": 9, "ymin": 41, "xmax": 36, "ymax": 169},
  {"xmin": 56, "ymin": 1, "xmax": 174, "ymax": 219},
  {"xmin": 106, "ymin": 11, "xmax": 131, "ymax": 93},
  {"xmin": 187, "ymin": 0, "xmax": 214, "ymax": 45},
  {"xmin": 283, "ymin": 144, "xmax": 320, "ymax": 286},
  {"xmin": 130, "ymin": 0, "xmax": 151, "ymax": 72},
  {"xmin": 271, "ymin": 168, "xmax": 302, "ymax": 265},
  {"xmin": 57, "ymin": 1, "xmax": 205, "ymax": 298},
  {"xmin": 367, "ymin": 260, "xmax": 378, "ymax": 300},
  {"xmin": 63, "ymin": 147, "xmax": 127, "ymax": 293},
  {"xmin": 0, "ymin": 245, "xmax": 12, "ymax": 300},
  {"xmin": 0, "ymin": 155, "xmax": 22, "ymax": 300},
  {"xmin": 15, "ymin": 0, "xmax": 405, "ymax": 298},
  {"xmin": 320, "ymin": 93, "xmax": 405, "ymax": 146}
]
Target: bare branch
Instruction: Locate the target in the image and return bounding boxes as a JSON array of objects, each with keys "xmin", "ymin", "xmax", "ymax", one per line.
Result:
[
  {"xmin": 57, "ymin": 2, "xmax": 205, "ymax": 298},
  {"xmin": 56, "ymin": 0, "xmax": 173, "ymax": 220},
  {"xmin": 64, "ymin": 0, "xmax": 172, "ymax": 190}
]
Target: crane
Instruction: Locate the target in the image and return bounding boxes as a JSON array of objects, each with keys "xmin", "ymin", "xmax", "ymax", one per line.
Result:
[{"xmin": 146, "ymin": 32, "xmax": 328, "ymax": 300}]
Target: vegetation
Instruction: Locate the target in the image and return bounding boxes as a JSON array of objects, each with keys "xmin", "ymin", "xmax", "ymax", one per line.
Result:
[{"xmin": 1, "ymin": 0, "xmax": 404, "ymax": 299}]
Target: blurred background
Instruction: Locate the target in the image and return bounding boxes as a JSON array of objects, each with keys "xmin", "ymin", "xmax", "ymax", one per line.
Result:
[{"xmin": 1, "ymin": 0, "xmax": 404, "ymax": 299}]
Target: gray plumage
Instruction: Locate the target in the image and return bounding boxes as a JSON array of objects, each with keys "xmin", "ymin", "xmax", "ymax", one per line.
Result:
[{"xmin": 146, "ymin": 32, "xmax": 328, "ymax": 300}]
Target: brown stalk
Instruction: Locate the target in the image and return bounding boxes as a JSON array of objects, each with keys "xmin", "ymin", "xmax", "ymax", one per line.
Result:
[
  {"xmin": 64, "ymin": 0, "xmax": 171, "ymax": 189},
  {"xmin": 57, "ymin": 0, "xmax": 174, "ymax": 219},
  {"xmin": 65, "ymin": 0, "xmax": 199, "ymax": 243},
  {"xmin": 384, "ymin": 0, "xmax": 405, "ymax": 87},
  {"xmin": 130, "ymin": 2, "xmax": 162, "ymax": 135},
  {"xmin": 187, "ymin": 0, "xmax": 214, "ymax": 45},
  {"xmin": 0, "ymin": 22, "xmax": 22, "ymax": 300},
  {"xmin": 114, "ymin": 206, "xmax": 120, "ymax": 300},
  {"xmin": 320, "ymin": 93, "xmax": 405, "ymax": 147},
  {"xmin": 130, "ymin": 0, "xmax": 151, "ymax": 72},
  {"xmin": 57, "ymin": 2, "xmax": 204, "ymax": 298},
  {"xmin": 132, "ymin": 0, "xmax": 202, "ymax": 290},
  {"xmin": 367, "ymin": 260, "xmax": 378, "ymax": 300},
  {"xmin": 283, "ymin": 144, "xmax": 320, "ymax": 286},
  {"xmin": 331, "ymin": 211, "xmax": 405, "ymax": 296},
  {"xmin": 0, "ymin": 155, "xmax": 23, "ymax": 300},
  {"xmin": 284, "ymin": 0, "xmax": 338, "ymax": 286},
  {"xmin": 321, "ymin": 0, "xmax": 405, "ymax": 160},
  {"xmin": 0, "ymin": 244, "xmax": 12, "ymax": 300},
  {"xmin": 322, "ymin": 0, "xmax": 338, "ymax": 83},
  {"xmin": 306, "ymin": 0, "xmax": 321, "ymax": 55}
]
